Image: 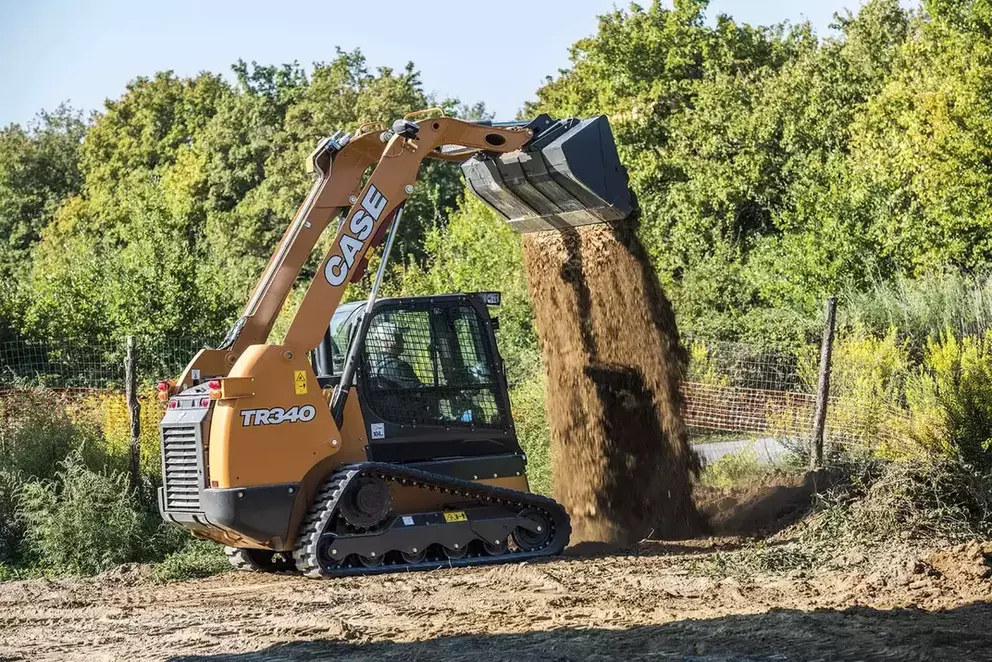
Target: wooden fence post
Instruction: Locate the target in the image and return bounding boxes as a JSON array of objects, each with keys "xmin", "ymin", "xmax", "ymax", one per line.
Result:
[
  {"xmin": 125, "ymin": 335, "xmax": 141, "ymax": 496},
  {"xmin": 810, "ymin": 296, "xmax": 837, "ymax": 470}
]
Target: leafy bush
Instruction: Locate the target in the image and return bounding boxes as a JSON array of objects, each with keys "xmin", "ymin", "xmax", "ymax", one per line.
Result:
[
  {"xmin": 152, "ymin": 540, "xmax": 229, "ymax": 583},
  {"xmin": 800, "ymin": 328, "xmax": 910, "ymax": 457},
  {"xmin": 699, "ymin": 446, "xmax": 770, "ymax": 490},
  {"xmin": 0, "ymin": 389, "xmax": 110, "ymax": 480},
  {"xmin": 71, "ymin": 390, "xmax": 165, "ymax": 480},
  {"xmin": 686, "ymin": 339, "xmax": 730, "ymax": 386},
  {"xmin": 904, "ymin": 331, "xmax": 992, "ymax": 470},
  {"xmin": 509, "ymin": 371, "xmax": 552, "ymax": 497},
  {"xmin": 18, "ymin": 452, "xmax": 169, "ymax": 575},
  {"xmin": 0, "ymin": 390, "xmax": 197, "ymax": 579},
  {"xmin": 0, "ymin": 562, "xmax": 34, "ymax": 582}
]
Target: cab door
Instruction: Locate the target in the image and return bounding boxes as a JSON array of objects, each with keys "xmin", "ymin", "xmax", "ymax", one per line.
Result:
[{"xmin": 356, "ymin": 297, "xmax": 522, "ymax": 464}]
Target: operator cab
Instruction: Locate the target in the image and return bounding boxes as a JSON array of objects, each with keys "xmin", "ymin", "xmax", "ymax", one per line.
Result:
[{"xmin": 312, "ymin": 293, "xmax": 523, "ymax": 470}]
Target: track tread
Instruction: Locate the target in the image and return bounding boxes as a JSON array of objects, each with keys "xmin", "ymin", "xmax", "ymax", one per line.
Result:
[
  {"xmin": 293, "ymin": 471, "xmax": 355, "ymax": 578},
  {"xmin": 292, "ymin": 462, "xmax": 570, "ymax": 579}
]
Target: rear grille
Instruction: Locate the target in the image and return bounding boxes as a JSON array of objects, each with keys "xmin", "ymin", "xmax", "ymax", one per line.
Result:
[{"xmin": 162, "ymin": 425, "xmax": 202, "ymax": 511}]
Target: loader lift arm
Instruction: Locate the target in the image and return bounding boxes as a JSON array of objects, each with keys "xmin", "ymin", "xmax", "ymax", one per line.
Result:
[{"xmin": 173, "ymin": 115, "xmax": 534, "ymax": 391}]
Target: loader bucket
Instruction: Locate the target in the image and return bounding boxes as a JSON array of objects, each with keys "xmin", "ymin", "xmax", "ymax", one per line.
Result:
[{"xmin": 461, "ymin": 115, "xmax": 634, "ymax": 233}]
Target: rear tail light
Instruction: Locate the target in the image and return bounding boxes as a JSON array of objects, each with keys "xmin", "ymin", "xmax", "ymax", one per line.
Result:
[
  {"xmin": 207, "ymin": 380, "xmax": 221, "ymax": 390},
  {"xmin": 168, "ymin": 399, "xmax": 178, "ymax": 409},
  {"xmin": 199, "ymin": 397, "xmax": 211, "ymax": 408}
]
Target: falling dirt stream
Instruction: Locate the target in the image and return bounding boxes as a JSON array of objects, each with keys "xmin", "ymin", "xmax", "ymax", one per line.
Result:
[{"xmin": 521, "ymin": 219, "xmax": 703, "ymax": 546}]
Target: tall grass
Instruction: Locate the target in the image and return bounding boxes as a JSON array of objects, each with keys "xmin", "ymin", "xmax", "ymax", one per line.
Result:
[{"xmin": 843, "ymin": 271, "xmax": 992, "ymax": 344}]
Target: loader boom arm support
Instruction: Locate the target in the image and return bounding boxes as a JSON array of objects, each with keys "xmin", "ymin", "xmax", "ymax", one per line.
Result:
[
  {"xmin": 174, "ymin": 117, "xmax": 532, "ymax": 389},
  {"xmin": 227, "ymin": 129, "xmax": 397, "ymax": 354},
  {"xmin": 282, "ymin": 118, "xmax": 532, "ymax": 351}
]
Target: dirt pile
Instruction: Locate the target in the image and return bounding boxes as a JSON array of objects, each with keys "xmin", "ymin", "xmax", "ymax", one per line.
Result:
[
  {"xmin": 696, "ymin": 470, "xmax": 849, "ymax": 537},
  {"xmin": 521, "ymin": 221, "xmax": 702, "ymax": 546},
  {"xmin": 926, "ymin": 541, "xmax": 992, "ymax": 582}
]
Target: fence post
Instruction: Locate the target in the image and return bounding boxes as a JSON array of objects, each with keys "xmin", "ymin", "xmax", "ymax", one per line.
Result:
[
  {"xmin": 810, "ymin": 296, "xmax": 837, "ymax": 470},
  {"xmin": 125, "ymin": 335, "xmax": 141, "ymax": 496}
]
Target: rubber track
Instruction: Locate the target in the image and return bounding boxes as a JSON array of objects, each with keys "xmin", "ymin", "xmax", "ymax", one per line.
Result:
[{"xmin": 293, "ymin": 462, "xmax": 571, "ymax": 579}]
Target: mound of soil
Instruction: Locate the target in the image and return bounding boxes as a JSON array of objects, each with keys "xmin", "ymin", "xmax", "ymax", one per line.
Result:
[
  {"xmin": 926, "ymin": 542, "xmax": 992, "ymax": 582},
  {"xmin": 521, "ymin": 221, "xmax": 703, "ymax": 546},
  {"xmin": 696, "ymin": 470, "xmax": 847, "ymax": 537}
]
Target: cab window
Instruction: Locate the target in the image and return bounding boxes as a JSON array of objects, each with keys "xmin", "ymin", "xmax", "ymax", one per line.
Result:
[{"xmin": 362, "ymin": 305, "xmax": 505, "ymax": 429}]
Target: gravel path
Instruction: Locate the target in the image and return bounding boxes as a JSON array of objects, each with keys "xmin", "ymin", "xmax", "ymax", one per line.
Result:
[{"xmin": 692, "ymin": 438, "xmax": 789, "ymax": 465}]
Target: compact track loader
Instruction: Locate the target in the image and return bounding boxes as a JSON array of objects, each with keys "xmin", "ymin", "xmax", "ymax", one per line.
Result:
[{"xmin": 157, "ymin": 111, "xmax": 633, "ymax": 577}]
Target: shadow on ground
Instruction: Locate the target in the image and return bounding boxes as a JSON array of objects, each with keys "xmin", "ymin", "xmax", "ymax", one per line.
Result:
[
  {"xmin": 564, "ymin": 538, "xmax": 760, "ymax": 558},
  {"xmin": 169, "ymin": 601, "xmax": 992, "ymax": 662}
]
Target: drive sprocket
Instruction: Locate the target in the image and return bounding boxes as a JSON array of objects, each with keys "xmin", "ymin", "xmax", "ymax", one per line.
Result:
[{"xmin": 338, "ymin": 475, "xmax": 392, "ymax": 529}]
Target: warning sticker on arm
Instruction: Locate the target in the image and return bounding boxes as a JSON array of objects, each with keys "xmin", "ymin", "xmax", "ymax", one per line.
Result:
[{"xmin": 294, "ymin": 370, "xmax": 308, "ymax": 395}]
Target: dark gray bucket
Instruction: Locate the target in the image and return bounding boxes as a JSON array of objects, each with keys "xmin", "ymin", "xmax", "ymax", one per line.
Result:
[{"xmin": 461, "ymin": 115, "xmax": 634, "ymax": 233}]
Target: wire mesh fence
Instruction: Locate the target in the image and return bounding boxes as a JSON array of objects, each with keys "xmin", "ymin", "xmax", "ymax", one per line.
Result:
[
  {"xmin": 0, "ymin": 336, "xmax": 213, "ymax": 389},
  {"xmin": 0, "ymin": 327, "xmax": 923, "ymax": 464},
  {"xmin": 680, "ymin": 325, "xmax": 919, "ymax": 463}
]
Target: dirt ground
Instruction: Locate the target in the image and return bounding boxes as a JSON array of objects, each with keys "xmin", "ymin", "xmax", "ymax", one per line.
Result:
[{"xmin": 1, "ymin": 538, "xmax": 990, "ymax": 662}]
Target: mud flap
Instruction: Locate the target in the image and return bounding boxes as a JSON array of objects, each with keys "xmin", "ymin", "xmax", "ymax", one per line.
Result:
[{"xmin": 461, "ymin": 115, "xmax": 634, "ymax": 233}]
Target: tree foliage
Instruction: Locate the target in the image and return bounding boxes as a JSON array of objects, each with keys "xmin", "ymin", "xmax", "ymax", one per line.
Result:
[
  {"xmin": 520, "ymin": 0, "xmax": 992, "ymax": 346},
  {"xmin": 5, "ymin": 52, "xmax": 469, "ymax": 343},
  {"xmin": 6, "ymin": 2, "xmax": 992, "ymax": 351}
]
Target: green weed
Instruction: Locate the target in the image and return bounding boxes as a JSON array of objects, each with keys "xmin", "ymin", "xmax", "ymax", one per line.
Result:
[
  {"xmin": 18, "ymin": 451, "xmax": 173, "ymax": 575},
  {"xmin": 700, "ymin": 445, "xmax": 772, "ymax": 490},
  {"xmin": 152, "ymin": 540, "xmax": 230, "ymax": 583}
]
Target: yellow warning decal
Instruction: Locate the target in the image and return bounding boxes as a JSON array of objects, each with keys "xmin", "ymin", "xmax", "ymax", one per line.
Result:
[
  {"xmin": 294, "ymin": 370, "xmax": 308, "ymax": 395},
  {"xmin": 443, "ymin": 511, "xmax": 468, "ymax": 523}
]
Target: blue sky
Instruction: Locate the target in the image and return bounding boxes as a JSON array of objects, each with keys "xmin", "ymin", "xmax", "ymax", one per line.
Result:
[{"xmin": 0, "ymin": 0, "xmax": 864, "ymax": 127}]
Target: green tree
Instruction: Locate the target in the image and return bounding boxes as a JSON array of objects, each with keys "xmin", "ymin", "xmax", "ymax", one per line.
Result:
[
  {"xmin": 527, "ymin": 0, "xmax": 913, "ymax": 346},
  {"xmin": 17, "ymin": 51, "xmax": 474, "ymax": 344},
  {"xmin": 0, "ymin": 105, "xmax": 86, "ymax": 339},
  {"xmin": 848, "ymin": 5, "xmax": 992, "ymax": 274}
]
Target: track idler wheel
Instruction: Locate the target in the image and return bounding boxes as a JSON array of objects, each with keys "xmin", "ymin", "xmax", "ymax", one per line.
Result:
[
  {"xmin": 401, "ymin": 548, "xmax": 427, "ymax": 564},
  {"xmin": 513, "ymin": 509, "xmax": 553, "ymax": 552},
  {"xmin": 443, "ymin": 544, "xmax": 467, "ymax": 560},
  {"xmin": 339, "ymin": 476, "xmax": 392, "ymax": 529},
  {"xmin": 358, "ymin": 553, "xmax": 384, "ymax": 568},
  {"xmin": 484, "ymin": 537, "xmax": 509, "ymax": 556},
  {"xmin": 316, "ymin": 537, "xmax": 343, "ymax": 571}
]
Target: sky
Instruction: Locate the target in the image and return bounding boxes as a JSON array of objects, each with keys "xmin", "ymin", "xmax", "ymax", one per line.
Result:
[{"xmin": 0, "ymin": 0, "xmax": 864, "ymax": 128}]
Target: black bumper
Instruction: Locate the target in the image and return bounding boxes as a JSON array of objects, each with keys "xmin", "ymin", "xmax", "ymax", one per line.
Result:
[{"xmin": 158, "ymin": 482, "xmax": 301, "ymax": 549}]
